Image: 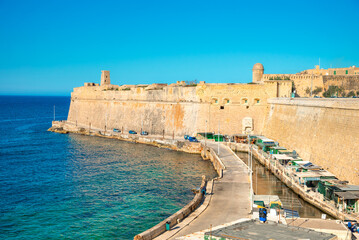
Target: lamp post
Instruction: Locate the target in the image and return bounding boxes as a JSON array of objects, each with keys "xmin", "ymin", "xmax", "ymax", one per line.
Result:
[
  {"xmin": 205, "ymin": 120, "xmax": 207, "ymax": 147},
  {"xmin": 311, "ymin": 73, "xmax": 313, "ymax": 97},
  {"xmin": 256, "ymin": 164, "xmax": 258, "ymax": 194},
  {"xmin": 248, "ymin": 134, "xmax": 253, "ymax": 212},
  {"xmin": 173, "ymin": 108, "xmax": 175, "ymax": 140},
  {"xmin": 141, "ymin": 117, "xmax": 143, "ymax": 135},
  {"xmin": 218, "ymin": 119, "xmax": 220, "ymax": 156},
  {"xmin": 105, "ymin": 112, "xmax": 107, "ymax": 134},
  {"xmin": 217, "ymin": 105, "xmax": 224, "ymax": 156}
]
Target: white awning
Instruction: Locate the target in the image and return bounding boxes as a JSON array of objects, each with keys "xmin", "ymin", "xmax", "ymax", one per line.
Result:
[{"xmin": 272, "ymin": 154, "xmax": 294, "ymax": 160}]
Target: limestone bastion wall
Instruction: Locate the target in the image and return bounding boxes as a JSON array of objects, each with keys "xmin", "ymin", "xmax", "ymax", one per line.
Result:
[
  {"xmin": 263, "ymin": 74, "xmax": 359, "ymax": 97},
  {"xmin": 263, "ymin": 74, "xmax": 323, "ymax": 97},
  {"xmin": 66, "ymin": 81, "xmax": 292, "ymax": 136},
  {"xmin": 323, "ymin": 75, "xmax": 359, "ymax": 94},
  {"xmin": 263, "ymin": 98, "xmax": 359, "ymax": 185}
]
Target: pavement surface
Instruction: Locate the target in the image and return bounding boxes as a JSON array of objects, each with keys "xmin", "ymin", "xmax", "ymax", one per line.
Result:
[
  {"xmin": 205, "ymin": 219, "xmax": 336, "ymax": 240},
  {"xmin": 168, "ymin": 142, "xmax": 251, "ymax": 239},
  {"xmin": 286, "ymin": 218, "xmax": 347, "ymax": 230}
]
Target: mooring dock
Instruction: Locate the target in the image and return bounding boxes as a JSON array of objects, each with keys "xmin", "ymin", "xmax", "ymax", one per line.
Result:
[{"xmin": 157, "ymin": 142, "xmax": 251, "ymax": 239}]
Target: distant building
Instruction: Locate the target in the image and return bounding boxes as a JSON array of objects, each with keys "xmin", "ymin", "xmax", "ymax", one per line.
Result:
[
  {"xmin": 301, "ymin": 65, "xmax": 359, "ymax": 76},
  {"xmin": 101, "ymin": 70, "xmax": 111, "ymax": 85}
]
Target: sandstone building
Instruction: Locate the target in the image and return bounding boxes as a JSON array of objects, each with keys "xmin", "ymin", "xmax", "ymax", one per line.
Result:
[{"xmin": 302, "ymin": 65, "xmax": 359, "ymax": 76}]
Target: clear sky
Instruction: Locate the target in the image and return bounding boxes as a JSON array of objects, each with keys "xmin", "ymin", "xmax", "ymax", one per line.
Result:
[{"xmin": 1, "ymin": 0, "xmax": 358, "ymax": 96}]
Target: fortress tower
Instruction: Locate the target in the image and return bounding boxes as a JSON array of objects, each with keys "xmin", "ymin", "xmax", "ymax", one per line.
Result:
[
  {"xmin": 101, "ymin": 70, "xmax": 111, "ymax": 85},
  {"xmin": 252, "ymin": 63, "xmax": 264, "ymax": 83}
]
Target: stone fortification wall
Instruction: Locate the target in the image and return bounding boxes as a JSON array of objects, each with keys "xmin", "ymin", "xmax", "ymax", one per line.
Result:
[
  {"xmin": 263, "ymin": 98, "xmax": 359, "ymax": 184},
  {"xmin": 263, "ymin": 74, "xmax": 323, "ymax": 97},
  {"xmin": 263, "ymin": 74, "xmax": 359, "ymax": 97},
  {"xmin": 66, "ymin": 81, "xmax": 292, "ymax": 136},
  {"xmin": 68, "ymin": 86, "xmax": 200, "ymax": 136},
  {"xmin": 323, "ymin": 75, "xmax": 359, "ymax": 95},
  {"xmin": 292, "ymin": 76, "xmax": 323, "ymax": 97}
]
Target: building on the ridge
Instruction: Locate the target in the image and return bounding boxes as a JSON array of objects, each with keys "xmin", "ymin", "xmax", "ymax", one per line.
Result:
[
  {"xmin": 301, "ymin": 65, "xmax": 359, "ymax": 76},
  {"xmin": 82, "ymin": 70, "xmax": 116, "ymax": 89},
  {"xmin": 101, "ymin": 70, "xmax": 111, "ymax": 85}
]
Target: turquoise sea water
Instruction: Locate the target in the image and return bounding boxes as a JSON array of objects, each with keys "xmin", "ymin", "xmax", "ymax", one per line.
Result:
[{"xmin": 0, "ymin": 96, "xmax": 217, "ymax": 239}]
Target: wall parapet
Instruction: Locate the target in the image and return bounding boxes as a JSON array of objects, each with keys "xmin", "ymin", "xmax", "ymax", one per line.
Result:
[
  {"xmin": 268, "ymin": 98, "xmax": 359, "ymax": 110},
  {"xmin": 201, "ymin": 145, "xmax": 225, "ymax": 178},
  {"xmin": 263, "ymin": 74, "xmax": 321, "ymax": 81},
  {"xmin": 323, "ymin": 75, "xmax": 359, "ymax": 81}
]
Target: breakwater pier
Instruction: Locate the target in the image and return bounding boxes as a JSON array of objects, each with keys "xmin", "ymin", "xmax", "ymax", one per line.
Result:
[
  {"xmin": 158, "ymin": 142, "xmax": 251, "ymax": 239},
  {"xmin": 133, "ymin": 142, "xmax": 251, "ymax": 240}
]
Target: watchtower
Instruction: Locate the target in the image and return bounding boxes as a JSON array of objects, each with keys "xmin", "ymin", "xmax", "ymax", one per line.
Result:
[
  {"xmin": 101, "ymin": 70, "xmax": 110, "ymax": 85},
  {"xmin": 252, "ymin": 63, "xmax": 264, "ymax": 83}
]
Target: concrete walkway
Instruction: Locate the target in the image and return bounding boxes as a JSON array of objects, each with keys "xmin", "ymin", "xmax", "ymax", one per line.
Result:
[{"xmin": 168, "ymin": 142, "xmax": 251, "ymax": 239}]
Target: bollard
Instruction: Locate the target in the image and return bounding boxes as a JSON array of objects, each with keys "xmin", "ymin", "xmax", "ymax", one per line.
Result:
[{"xmin": 165, "ymin": 221, "xmax": 170, "ymax": 231}]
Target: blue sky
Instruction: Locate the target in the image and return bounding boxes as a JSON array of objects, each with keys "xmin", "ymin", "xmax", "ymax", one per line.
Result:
[{"xmin": 0, "ymin": 0, "xmax": 358, "ymax": 96}]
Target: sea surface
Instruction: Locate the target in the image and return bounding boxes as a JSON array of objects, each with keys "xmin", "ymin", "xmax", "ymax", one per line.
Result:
[{"xmin": 0, "ymin": 96, "xmax": 217, "ymax": 239}]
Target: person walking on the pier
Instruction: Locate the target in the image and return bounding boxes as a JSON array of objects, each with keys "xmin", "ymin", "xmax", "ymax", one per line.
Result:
[
  {"xmin": 201, "ymin": 185, "xmax": 206, "ymax": 195},
  {"xmin": 259, "ymin": 207, "xmax": 267, "ymax": 223}
]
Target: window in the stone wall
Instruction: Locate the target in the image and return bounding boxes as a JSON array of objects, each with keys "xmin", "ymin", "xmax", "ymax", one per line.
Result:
[
  {"xmin": 223, "ymin": 98, "xmax": 230, "ymax": 104},
  {"xmin": 212, "ymin": 98, "xmax": 218, "ymax": 104},
  {"xmin": 334, "ymin": 71, "xmax": 336, "ymax": 75},
  {"xmin": 241, "ymin": 98, "xmax": 248, "ymax": 105},
  {"xmin": 346, "ymin": 70, "xmax": 348, "ymax": 74},
  {"xmin": 254, "ymin": 98, "xmax": 260, "ymax": 104}
]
